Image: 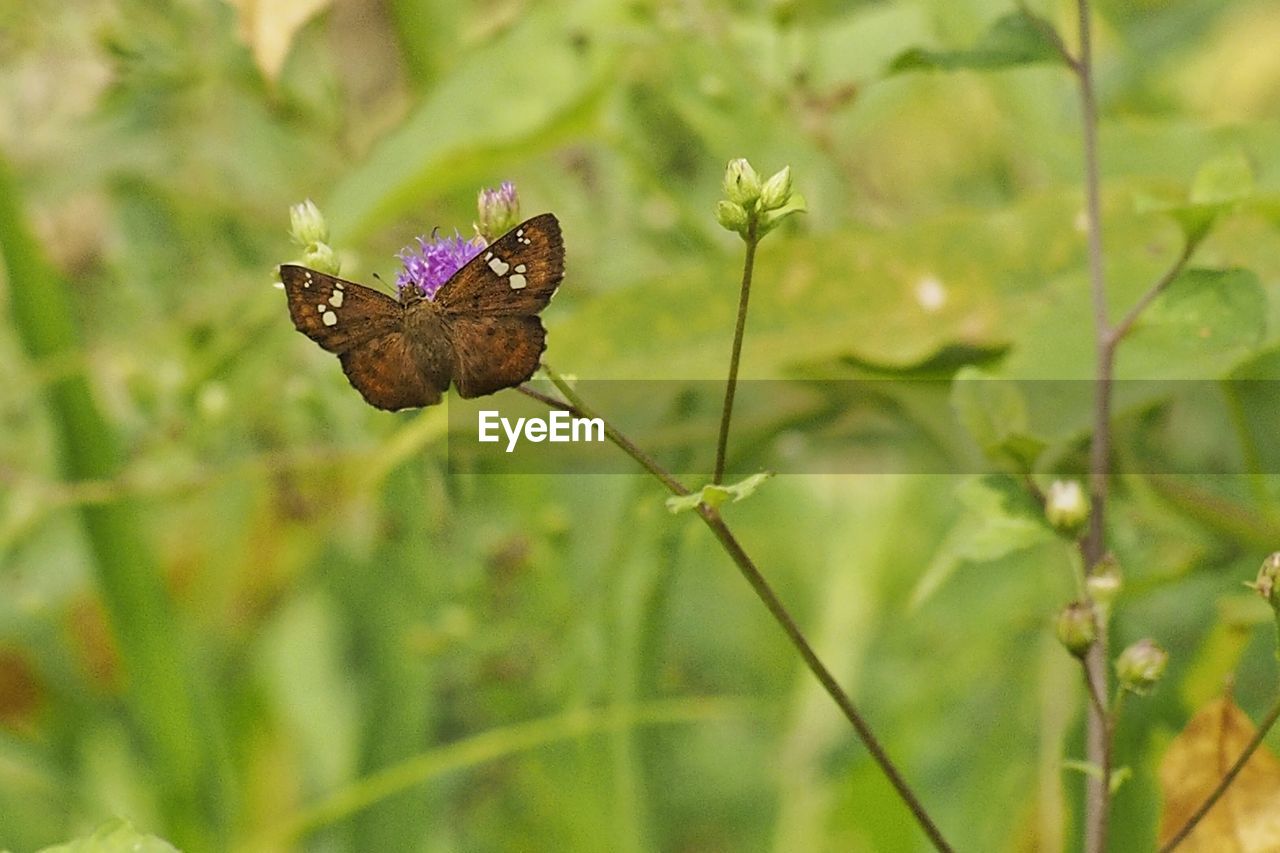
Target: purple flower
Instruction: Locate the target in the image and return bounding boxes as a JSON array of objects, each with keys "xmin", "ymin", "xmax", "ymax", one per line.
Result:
[{"xmin": 395, "ymin": 230, "xmax": 485, "ymax": 301}]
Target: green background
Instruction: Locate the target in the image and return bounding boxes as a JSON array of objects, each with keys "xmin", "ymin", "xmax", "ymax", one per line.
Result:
[{"xmin": 3, "ymin": 0, "xmax": 1280, "ymax": 850}]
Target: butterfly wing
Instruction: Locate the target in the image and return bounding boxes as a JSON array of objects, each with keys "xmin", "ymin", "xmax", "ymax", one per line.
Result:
[
  {"xmin": 280, "ymin": 264, "xmax": 401, "ymax": 353},
  {"xmin": 281, "ymin": 264, "xmax": 452, "ymax": 410},
  {"xmin": 433, "ymin": 214, "xmax": 563, "ymax": 396},
  {"xmin": 340, "ymin": 332, "xmax": 450, "ymax": 410},
  {"xmin": 449, "ymin": 315, "xmax": 547, "ymax": 399},
  {"xmin": 435, "ymin": 213, "xmax": 564, "ymax": 317}
]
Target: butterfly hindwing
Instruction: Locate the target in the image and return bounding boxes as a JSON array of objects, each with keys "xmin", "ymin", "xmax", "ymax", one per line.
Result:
[
  {"xmin": 435, "ymin": 213, "xmax": 564, "ymax": 317},
  {"xmin": 339, "ymin": 331, "xmax": 451, "ymax": 410},
  {"xmin": 449, "ymin": 314, "xmax": 547, "ymax": 399},
  {"xmin": 280, "ymin": 264, "xmax": 402, "ymax": 353}
]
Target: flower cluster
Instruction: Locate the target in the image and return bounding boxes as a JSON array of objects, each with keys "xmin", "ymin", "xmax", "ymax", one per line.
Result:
[
  {"xmin": 394, "ymin": 181, "xmax": 522, "ymax": 300},
  {"xmin": 288, "ymin": 199, "xmax": 339, "ymax": 275},
  {"xmin": 716, "ymin": 158, "xmax": 806, "ymax": 240},
  {"xmin": 395, "ymin": 231, "xmax": 485, "ymax": 301},
  {"xmin": 477, "ymin": 180, "xmax": 521, "ymax": 242}
]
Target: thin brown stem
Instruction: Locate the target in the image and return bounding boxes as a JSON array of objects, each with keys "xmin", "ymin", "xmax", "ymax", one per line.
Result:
[
  {"xmin": 1079, "ymin": 651, "xmax": 1113, "ymax": 803},
  {"xmin": 714, "ymin": 220, "xmax": 759, "ymax": 484},
  {"xmin": 1107, "ymin": 238, "xmax": 1195, "ymax": 347},
  {"xmin": 696, "ymin": 505, "xmax": 954, "ymax": 852},
  {"xmin": 520, "ymin": 378, "xmax": 689, "ymax": 497},
  {"xmin": 524, "ymin": 370, "xmax": 954, "ymax": 852},
  {"xmin": 1072, "ymin": 1, "xmax": 1112, "ymax": 848},
  {"xmin": 1158, "ymin": 692, "xmax": 1280, "ymax": 852}
]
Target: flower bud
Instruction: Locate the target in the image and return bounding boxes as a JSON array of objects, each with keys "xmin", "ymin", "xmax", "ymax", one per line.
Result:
[
  {"xmin": 1086, "ymin": 553, "xmax": 1123, "ymax": 619},
  {"xmin": 716, "ymin": 200, "xmax": 749, "ymax": 235},
  {"xmin": 1045, "ymin": 480, "xmax": 1090, "ymax": 537},
  {"xmin": 302, "ymin": 242, "xmax": 341, "ymax": 276},
  {"xmin": 759, "ymin": 165, "xmax": 792, "ymax": 211},
  {"xmin": 723, "ymin": 158, "xmax": 761, "ymax": 206},
  {"xmin": 757, "ymin": 193, "xmax": 807, "ymax": 236},
  {"xmin": 1249, "ymin": 552, "xmax": 1280, "ymax": 612},
  {"xmin": 289, "ymin": 199, "xmax": 329, "ymax": 247},
  {"xmin": 1115, "ymin": 639, "xmax": 1168, "ymax": 695},
  {"xmin": 1056, "ymin": 601, "xmax": 1096, "ymax": 659},
  {"xmin": 476, "ymin": 181, "xmax": 520, "ymax": 243}
]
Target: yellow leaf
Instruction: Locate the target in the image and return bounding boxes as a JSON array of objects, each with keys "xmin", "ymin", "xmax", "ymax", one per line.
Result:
[
  {"xmin": 224, "ymin": 0, "xmax": 333, "ymax": 82},
  {"xmin": 1158, "ymin": 697, "xmax": 1280, "ymax": 851}
]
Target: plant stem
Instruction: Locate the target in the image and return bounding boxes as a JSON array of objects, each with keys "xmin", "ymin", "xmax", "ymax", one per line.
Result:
[
  {"xmin": 714, "ymin": 219, "xmax": 759, "ymax": 484},
  {"xmin": 1071, "ymin": 1, "xmax": 1113, "ymax": 847},
  {"xmin": 523, "ymin": 370, "xmax": 955, "ymax": 852},
  {"xmin": 522, "ymin": 376, "xmax": 689, "ymax": 497},
  {"xmin": 1158, "ymin": 692, "xmax": 1280, "ymax": 852},
  {"xmin": 696, "ymin": 505, "xmax": 954, "ymax": 852},
  {"xmin": 1107, "ymin": 237, "xmax": 1195, "ymax": 347}
]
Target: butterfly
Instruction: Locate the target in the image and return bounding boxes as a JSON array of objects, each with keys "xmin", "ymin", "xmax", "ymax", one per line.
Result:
[{"xmin": 280, "ymin": 213, "xmax": 563, "ymax": 411}]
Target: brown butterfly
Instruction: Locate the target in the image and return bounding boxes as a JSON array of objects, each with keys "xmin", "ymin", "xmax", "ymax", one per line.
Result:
[{"xmin": 280, "ymin": 213, "xmax": 563, "ymax": 411}]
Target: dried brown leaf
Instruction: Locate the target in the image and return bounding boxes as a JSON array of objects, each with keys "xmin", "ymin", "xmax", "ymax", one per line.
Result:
[
  {"xmin": 1158, "ymin": 697, "xmax": 1280, "ymax": 851},
  {"xmin": 224, "ymin": 0, "xmax": 332, "ymax": 82}
]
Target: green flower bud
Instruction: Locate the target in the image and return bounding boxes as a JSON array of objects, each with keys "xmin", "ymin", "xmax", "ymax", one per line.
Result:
[
  {"xmin": 1055, "ymin": 601, "xmax": 1096, "ymax": 659},
  {"xmin": 757, "ymin": 192, "xmax": 807, "ymax": 236},
  {"xmin": 723, "ymin": 158, "xmax": 762, "ymax": 206},
  {"xmin": 1045, "ymin": 480, "xmax": 1090, "ymax": 538},
  {"xmin": 289, "ymin": 199, "xmax": 329, "ymax": 247},
  {"xmin": 759, "ymin": 165, "xmax": 792, "ymax": 211},
  {"xmin": 1249, "ymin": 552, "xmax": 1280, "ymax": 612},
  {"xmin": 1086, "ymin": 553, "xmax": 1123, "ymax": 621},
  {"xmin": 302, "ymin": 242, "xmax": 340, "ymax": 276},
  {"xmin": 1115, "ymin": 639, "xmax": 1168, "ymax": 695},
  {"xmin": 716, "ymin": 200, "xmax": 749, "ymax": 235}
]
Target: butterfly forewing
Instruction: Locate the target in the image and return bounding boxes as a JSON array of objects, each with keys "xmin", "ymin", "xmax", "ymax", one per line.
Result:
[
  {"xmin": 435, "ymin": 213, "xmax": 564, "ymax": 317},
  {"xmin": 280, "ymin": 264, "xmax": 402, "ymax": 353}
]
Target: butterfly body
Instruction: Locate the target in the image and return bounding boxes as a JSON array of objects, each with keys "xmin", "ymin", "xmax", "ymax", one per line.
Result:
[{"xmin": 281, "ymin": 213, "xmax": 563, "ymax": 411}]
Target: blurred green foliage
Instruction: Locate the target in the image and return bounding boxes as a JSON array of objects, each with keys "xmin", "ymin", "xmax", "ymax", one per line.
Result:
[{"xmin": 2, "ymin": 0, "xmax": 1280, "ymax": 851}]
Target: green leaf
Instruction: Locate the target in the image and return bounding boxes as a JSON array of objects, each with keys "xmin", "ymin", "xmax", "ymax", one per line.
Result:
[
  {"xmin": 553, "ymin": 193, "xmax": 1089, "ymax": 379},
  {"xmin": 1135, "ymin": 150, "xmax": 1257, "ymax": 245},
  {"xmin": 1189, "ymin": 149, "xmax": 1255, "ymax": 206},
  {"xmin": 950, "ymin": 366, "xmax": 1046, "ymax": 471},
  {"xmin": 36, "ymin": 819, "xmax": 179, "ymax": 853},
  {"xmin": 888, "ymin": 11, "xmax": 1068, "ymax": 74},
  {"xmin": 908, "ymin": 475, "xmax": 1053, "ymax": 608},
  {"xmin": 1117, "ymin": 268, "xmax": 1267, "ymax": 379},
  {"xmin": 666, "ymin": 472, "xmax": 774, "ymax": 514},
  {"xmin": 327, "ymin": 5, "xmax": 616, "ymax": 240}
]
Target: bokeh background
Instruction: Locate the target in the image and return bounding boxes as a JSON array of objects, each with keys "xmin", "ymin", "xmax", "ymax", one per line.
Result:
[{"xmin": 3, "ymin": 0, "xmax": 1280, "ymax": 850}]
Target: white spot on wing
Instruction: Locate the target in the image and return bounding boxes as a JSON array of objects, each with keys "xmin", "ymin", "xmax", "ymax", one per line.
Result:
[
  {"xmin": 322, "ymin": 310, "xmax": 338, "ymax": 326},
  {"xmin": 509, "ymin": 274, "xmax": 527, "ymax": 290},
  {"xmin": 515, "ymin": 263, "xmax": 527, "ymax": 273},
  {"xmin": 488, "ymin": 256, "xmax": 511, "ymax": 275},
  {"xmin": 329, "ymin": 291, "xmax": 344, "ymax": 307}
]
